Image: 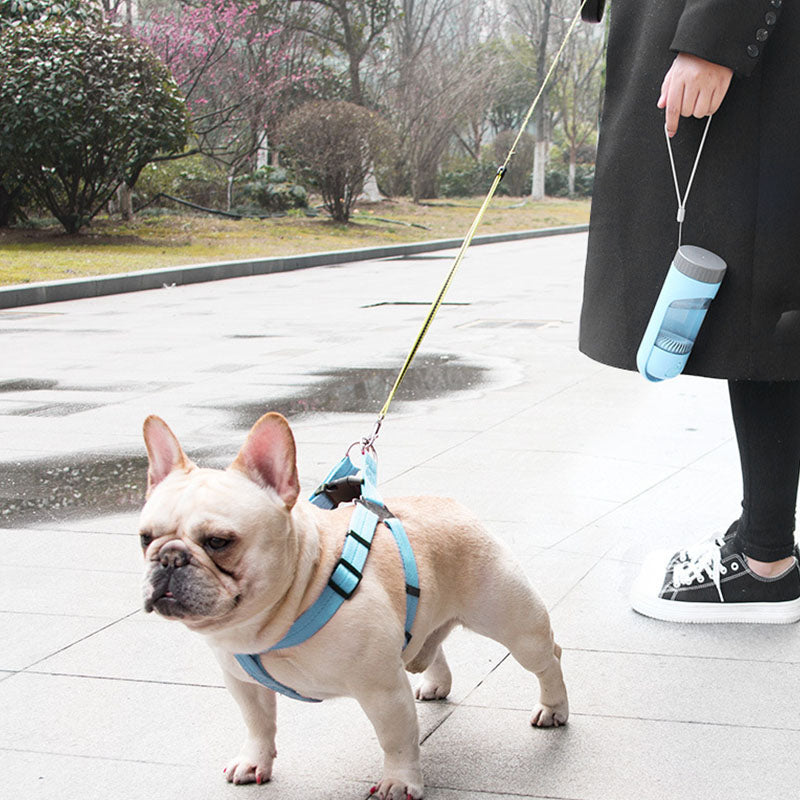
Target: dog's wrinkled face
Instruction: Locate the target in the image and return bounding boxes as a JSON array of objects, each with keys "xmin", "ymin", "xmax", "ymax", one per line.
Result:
[{"xmin": 139, "ymin": 413, "xmax": 301, "ymax": 631}]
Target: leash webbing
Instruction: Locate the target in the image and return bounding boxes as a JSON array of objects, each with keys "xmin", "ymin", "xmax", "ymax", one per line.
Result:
[{"xmin": 367, "ymin": 0, "xmax": 590, "ymax": 446}]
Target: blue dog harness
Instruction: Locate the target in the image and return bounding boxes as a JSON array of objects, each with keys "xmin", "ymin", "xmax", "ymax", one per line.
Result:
[{"xmin": 234, "ymin": 451, "xmax": 420, "ymax": 702}]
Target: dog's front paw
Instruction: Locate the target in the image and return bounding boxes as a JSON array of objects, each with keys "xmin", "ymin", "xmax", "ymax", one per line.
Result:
[
  {"xmin": 414, "ymin": 677, "xmax": 450, "ymax": 701},
  {"xmin": 223, "ymin": 741, "xmax": 276, "ymax": 785},
  {"xmin": 530, "ymin": 701, "xmax": 569, "ymax": 728},
  {"xmin": 370, "ymin": 768, "xmax": 423, "ymax": 800}
]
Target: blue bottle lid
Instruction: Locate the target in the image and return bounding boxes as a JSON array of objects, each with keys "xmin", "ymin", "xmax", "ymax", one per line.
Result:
[{"xmin": 674, "ymin": 245, "xmax": 727, "ymax": 284}]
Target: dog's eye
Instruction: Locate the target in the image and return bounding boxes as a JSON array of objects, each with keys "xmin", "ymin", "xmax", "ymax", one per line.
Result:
[
  {"xmin": 205, "ymin": 536, "xmax": 231, "ymax": 552},
  {"xmin": 140, "ymin": 532, "xmax": 153, "ymax": 549}
]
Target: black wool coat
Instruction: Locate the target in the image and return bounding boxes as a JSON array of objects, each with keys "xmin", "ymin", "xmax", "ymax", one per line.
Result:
[{"xmin": 580, "ymin": 0, "xmax": 800, "ymax": 380}]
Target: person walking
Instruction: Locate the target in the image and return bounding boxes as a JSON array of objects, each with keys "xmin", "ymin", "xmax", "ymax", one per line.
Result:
[{"xmin": 579, "ymin": 0, "xmax": 800, "ymax": 623}]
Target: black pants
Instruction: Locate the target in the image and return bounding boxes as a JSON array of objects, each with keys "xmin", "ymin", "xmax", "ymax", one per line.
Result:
[{"xmin": 730, "ymin": 380, "xmax": 800, "ymax": 561}]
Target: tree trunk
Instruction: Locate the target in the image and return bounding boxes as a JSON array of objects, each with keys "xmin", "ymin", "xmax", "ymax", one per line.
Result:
[
  {"xmin": 531, "ymin": 138, "xmax": 547, "ymax": 201},
  {"xmin": 226, "ymin": 171, "xmax": 235, "ymax": 212},
  {"xmin": 256, "ymin": 132, "xmax": 269, "ymax": 170},
  {"xmin": 530, "ymin": 0, "xmax": 552, "ymax": 201},
  {"xmin": 359, "ymin": 168, "xmax": 383, "ymax": 202},
  {"xmin": 567, "ymin": 153, "xmax": 575, "ymax": 197},
  {"xmin": 118, "ymin": 183, "xmax": 133, "ymax": 221},
  {"xmin": 348, "ymin": 56, "xmax": 363, "ymax": 105},
  {"xmin": 412, "ymin": 170, "xmax": 437, "ymax": 203},
  {"xmin": 0, "ymin": 183, "xmax": 21, "ymax": 227}
]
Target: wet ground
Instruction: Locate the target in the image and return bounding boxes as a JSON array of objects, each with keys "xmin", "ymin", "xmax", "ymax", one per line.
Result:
[
  {"xmin": 0, "ymin": 354, "xmax": 490, "ymax": 526},
  {"xmin": 7, "ymin": 233, "xmax": 799, "ymax": 800}
]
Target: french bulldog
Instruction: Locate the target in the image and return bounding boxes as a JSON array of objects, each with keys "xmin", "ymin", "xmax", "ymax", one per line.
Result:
[{"xmin": 139, "ymin": 412, "xmax": 568, "ymax": 799}]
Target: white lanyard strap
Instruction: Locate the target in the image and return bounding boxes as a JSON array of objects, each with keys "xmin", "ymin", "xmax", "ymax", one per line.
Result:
[{"xmin": 665, "ymin": 114, "xmax": 713, "ymax": 246}]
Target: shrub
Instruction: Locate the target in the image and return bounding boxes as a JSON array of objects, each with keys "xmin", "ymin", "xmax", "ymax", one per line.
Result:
[
  {"xmin": 134, "ymin": 155, "xmax": 229, "ymax": 210},
  {"xmin": 492, "ymin": 130, "xmax": 535, "ymax": 197},
  {"xmin": 0, "ymin": 0, "xmax": 104, "ymax": 226},
  {"xmin": 545, "ymin": 164, "xmax": 594, "ymax": 197},
  {"xmin": 439, "ymin": 160, "xmax": 509, "ymax": 198},
  {"xmin": 0, "ymin": 20, "xmax": 190, "ymax": 233},
  {"xmin": 0, "ymin": 0, "xmax": 102, "ymax": 27},
  {"xmin": 234, "ymin": 167, "xmax": 307, "ymax": 214},
  {"xmin": 278, "ymin": 101, "xmax": 394, "ymax": 223}
]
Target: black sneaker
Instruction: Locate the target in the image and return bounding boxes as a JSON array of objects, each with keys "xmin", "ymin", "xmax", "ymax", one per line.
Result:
[
  {"xmin": 666, "ymin": 520, "xmax": 739, "ymax": 570},
  {"xmin": 631, "ymin": 535, "xmax": 800, "ymax": 624}
]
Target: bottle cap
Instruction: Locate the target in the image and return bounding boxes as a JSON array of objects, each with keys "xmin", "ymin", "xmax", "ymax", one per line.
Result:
[{"xmin": 674, "ymin": 245, "xmax": 727, "ymax": 284}]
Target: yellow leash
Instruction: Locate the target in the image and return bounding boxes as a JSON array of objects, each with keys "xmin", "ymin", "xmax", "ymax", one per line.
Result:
[{"xmin": 363, "ymin": 1, "xmax": 590, "ymax": 448}]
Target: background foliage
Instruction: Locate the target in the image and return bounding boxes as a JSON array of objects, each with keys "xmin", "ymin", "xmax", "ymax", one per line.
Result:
[
  {"xmin": 278, "ymin": 100, "xmax": 394, "ymax": 222},
  {"xmin": 0, "ymin": 20, "xmax": 189, "ymax": 232},
  {"xmin": 0, "ymin": 0, "xmax": 605, "ymax": 231}
]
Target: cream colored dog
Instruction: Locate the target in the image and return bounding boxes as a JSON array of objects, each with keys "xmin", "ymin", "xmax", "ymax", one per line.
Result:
[{"xmin": 139, "ymin": 412, "xmax": 568, "ymax": 799}]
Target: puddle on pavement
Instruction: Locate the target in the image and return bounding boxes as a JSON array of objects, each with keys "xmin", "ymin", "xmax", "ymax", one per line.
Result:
[
  {"xmin": 1, "ymin": 354, "xmax": 491, "ymax": 527},
  {"xmin": 226, "ymin": 353, "xmax": 489, "ymax": 429},
  {"xmin": 0, "ymin": 456, "xmax": 148, "ymax": 529},
  {"xmin": 0, "ymin": 379, "xmax": 59, "ymax": 393}
]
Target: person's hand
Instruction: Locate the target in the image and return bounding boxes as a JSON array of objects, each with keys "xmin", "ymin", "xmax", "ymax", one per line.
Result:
[{"xmin": 658, "ymin": 53, "xmax": 733, "ymax": 137}]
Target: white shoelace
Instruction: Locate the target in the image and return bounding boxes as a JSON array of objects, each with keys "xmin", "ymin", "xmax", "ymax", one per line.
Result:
[
  {"xmin": 675, "ymin": 532, "xmax": 729, "ymax": 564},
  {"xmin": 671, "ymin": 541, "xmax": 727, "ymax": 602}
]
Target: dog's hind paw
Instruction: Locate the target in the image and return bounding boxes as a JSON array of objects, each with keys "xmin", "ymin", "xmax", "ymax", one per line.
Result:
[
  {"xmin": 223, "ymin": 744, "xmax": 276, "ymax": 785},
  {"xmin": 369, "ymin": 770, "xmax": 423, "ymax": 800},
  {"xmin": 530, "ymin": 702, "xmax": 568, "ymax": 728},
  {"xmin": 414, "ymin": 677, "xmax": 450, "ymax": 701}
]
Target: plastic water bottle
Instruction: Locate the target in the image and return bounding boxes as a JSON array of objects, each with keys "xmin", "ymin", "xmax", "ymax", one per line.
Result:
[{"xmin": 637, "ymin": 245, "xmax": 727, "ymax": 382}]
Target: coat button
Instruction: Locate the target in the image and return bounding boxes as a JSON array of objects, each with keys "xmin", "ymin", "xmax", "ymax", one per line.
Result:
[
  {"xmin": 747, "ymin": 44, "xmax": 759, "ymax": 57},
  {"xmin": 765, "ymin": 11, "xmax": 777, "ymax": 23},
  {"xmin": 756, "ymin": 28, "xmax": 769, "ymax": 41}
]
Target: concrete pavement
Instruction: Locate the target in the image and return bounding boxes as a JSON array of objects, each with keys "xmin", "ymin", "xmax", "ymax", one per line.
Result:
[{"xmin": 2, "ymin": 232, "xmax": 798, "ymax": 799}]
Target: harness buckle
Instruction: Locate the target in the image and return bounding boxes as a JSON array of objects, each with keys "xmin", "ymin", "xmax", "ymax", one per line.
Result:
[{"xmin": 328, "ymin": 557, "xmax": 363, "ymax": 599}]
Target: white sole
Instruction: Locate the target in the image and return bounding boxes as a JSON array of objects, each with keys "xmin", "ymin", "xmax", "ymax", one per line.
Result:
[
  {"xmin": 630, "ymin": 548, "xmax": 800, "ymax": 624},
  {"xmin": 631, "ymin": 593, "xmax": 800, "ymax": 624}
]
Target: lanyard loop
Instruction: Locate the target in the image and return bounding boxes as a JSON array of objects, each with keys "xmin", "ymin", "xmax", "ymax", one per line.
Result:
[{"xmin": 665, "ymin": 115, "xmax": 713, "ymax": 246}]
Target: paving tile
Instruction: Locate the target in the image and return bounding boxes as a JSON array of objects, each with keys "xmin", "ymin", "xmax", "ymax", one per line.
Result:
[
  {"xmin": 2, "ymin": 747, "xmax": 372, "ymax": 800},
  {"xmin": 549, "ymin": 557, "xmax": 800, "ymax": 663},
  {"xmin": 54, "ymin": 512, "xmax": 141, "ymax": 535},
  {"xmin": 382, "ymin": 460, "xmax": 654, "ymax": 528},
  {"xmin": 0, "ymin": 611, "xmax": 122, "ymax": 671},
  {"xmin": 524, "ymin": 550, "xmax": 604, "ymax": 609},
  {"xmin": 419, "ymin": 705, "xmax": 800, "ymax": 800},
  {"xmin": 465, "ymin": 647, "xmax": 800, "ymax": 731},
  {"xmin": 29, "ymin": 610, "xmax": 224, "ymax": 686},
  {"xmin": 0, "ymin": 670, "xmax": 456, "ymax": 793},
  {"xmin": 0, "ymin": 564, "xmax": 140, "ymax": 617},
  {"xmin": 0, "ymin": 528, "xmax": 140, "ymax": 572},
  {"xmin": 0, "ymin": 672, "xmax": 379, "ymax": 776},
  {"xmin": 553, "ymin": 465, "xmax": 743, "ymax": 561}
]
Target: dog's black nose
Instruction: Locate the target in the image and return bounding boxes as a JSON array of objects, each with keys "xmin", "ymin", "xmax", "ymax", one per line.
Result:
[{"xmin": 159, "ymin": 542, "xmax": 190, "ymax": 569}]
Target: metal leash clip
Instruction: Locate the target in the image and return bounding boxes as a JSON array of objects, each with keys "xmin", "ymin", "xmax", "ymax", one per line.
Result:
[{"xmin": 358, "ymin": 417, "xmax": 383, "ymax": 455}]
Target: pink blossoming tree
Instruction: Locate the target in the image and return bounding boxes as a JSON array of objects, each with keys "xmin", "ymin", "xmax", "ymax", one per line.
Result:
[{"xmin": 136, "ymin": 0, "xmax": 316, "ymax": 208}]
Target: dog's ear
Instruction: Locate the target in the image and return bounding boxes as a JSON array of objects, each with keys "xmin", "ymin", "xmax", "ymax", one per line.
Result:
[
  {"xmin": 143, "ymin": 415, "xmax": 194, "ymax": 495},
  {"xmin": 231, "ymin": 412, "xmax": 300, "ymax": 510}
]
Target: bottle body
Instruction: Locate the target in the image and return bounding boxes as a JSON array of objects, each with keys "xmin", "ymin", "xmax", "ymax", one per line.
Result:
[{"xmin": 637, "ymin": 245, "xmax": 727, "ymax": 382}]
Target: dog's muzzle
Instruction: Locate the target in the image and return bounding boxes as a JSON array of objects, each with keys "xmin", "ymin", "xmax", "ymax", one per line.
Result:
[{"xmin": 143, "ymin": 542, "xmax": 222, "ymax": 618}]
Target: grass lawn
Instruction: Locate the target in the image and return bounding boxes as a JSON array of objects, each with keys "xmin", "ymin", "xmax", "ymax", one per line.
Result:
[{"xmin": 0, "ymin": 196, "xmax": 590, "ymax": 287}]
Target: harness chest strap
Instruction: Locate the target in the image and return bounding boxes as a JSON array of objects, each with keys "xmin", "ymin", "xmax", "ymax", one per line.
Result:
[{"xmin": 234, "ymin": 454, "xmax": 419, "ymax": 702}]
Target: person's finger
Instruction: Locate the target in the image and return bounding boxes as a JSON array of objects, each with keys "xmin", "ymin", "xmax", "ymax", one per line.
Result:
[
  {"xmin": 708, "ymin": 86, "xmax": 725, "ymax": 116},
  {"xmin": 692, "ymin": 87, "xmax": 714, "ymax": 118},
  {"xmin": 682, "ymin": 84, "xmax": 701, "ymax": 118},
  {"xmin": 665, "ymin": 78, "xmax": 684, "ymax": 137},
  {"xmin": 657, "ymin": 70, "xmax": 672, "ymax": 109}
]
